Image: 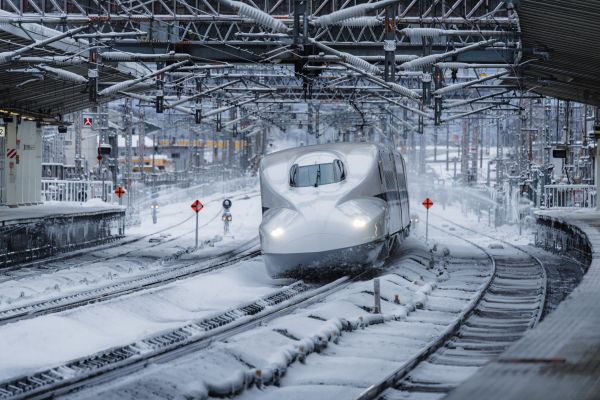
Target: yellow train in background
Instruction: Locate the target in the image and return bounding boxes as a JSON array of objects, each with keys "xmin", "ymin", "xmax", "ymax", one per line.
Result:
[{"xmin": 158, "ymin": 139, "xmax": 246, "ymax": 150}]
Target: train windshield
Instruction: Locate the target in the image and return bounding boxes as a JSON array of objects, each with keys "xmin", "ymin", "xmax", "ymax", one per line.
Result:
[{"xmin": 290, "ymin": 160, "xmax": 345, "ymax": 187}]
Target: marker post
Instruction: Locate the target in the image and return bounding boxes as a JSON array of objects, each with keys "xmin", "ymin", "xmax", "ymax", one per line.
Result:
[
  {"xmin": 191, "ymin": 200, "xmax": 204, "ymax": 249},
  {"xmin": 422, "ymin": 198, "xmax": 434, "ymax": 242}
]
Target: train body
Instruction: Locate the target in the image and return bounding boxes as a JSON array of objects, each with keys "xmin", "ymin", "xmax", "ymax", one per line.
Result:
[{"xmin": 259, "ymin": 142, "xmax": 410, "ymax": 278}]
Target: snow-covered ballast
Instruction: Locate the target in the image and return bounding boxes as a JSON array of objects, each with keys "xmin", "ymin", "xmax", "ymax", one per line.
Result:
[{"xmin": 0, "ymin": 207, "xmax": 125, "ymax": 267}]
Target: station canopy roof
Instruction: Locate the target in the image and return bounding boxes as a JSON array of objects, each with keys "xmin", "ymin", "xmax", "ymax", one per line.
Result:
[{"xmin": 517, "ymin": 0, "xmax": 600, "ymax": 106}]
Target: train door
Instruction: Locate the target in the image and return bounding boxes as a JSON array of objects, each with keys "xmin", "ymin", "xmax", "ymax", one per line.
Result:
[
  {"xmin": 380, "ymin": 149, "xmax": 401, "ymax": 234},
  {"xmin": 377, "ymin": 151, "xmax": 391, "ymax": 231},
  {"xmin": 395, "ymin": 153, "xmax": 410, "ymax": 227},
  {"xmin": 386, "ymin": 152, "xmax": 403, "ymax": 233}
]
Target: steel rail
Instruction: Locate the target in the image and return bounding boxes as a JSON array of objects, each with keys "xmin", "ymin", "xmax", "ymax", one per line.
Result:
[
  {"xmin": 0, "ymin": 277, "xmax": 352, "ymax": 400},
  {"xmin": 0, "ymin": 191, "xmax": 258, "ymax": 281},
  {"xmin": 0, "ymin": 237, "xmax": 260, "ymax": 326},
  {"xmin": 355, "ymin": 219, "xmax": 547, "ymax": 400}
]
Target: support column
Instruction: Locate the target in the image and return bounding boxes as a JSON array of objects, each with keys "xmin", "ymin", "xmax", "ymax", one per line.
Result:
[
  {"xmin": 4, "ymin": 120, "xmax": 18, "ymax": 206},
  {"xmin": 4, "ymin": 120, "xmax": 41, "ymax": 206},
  {"xmin": 595, "ymin": 107, "xmax": 600, "ymax": 210}
]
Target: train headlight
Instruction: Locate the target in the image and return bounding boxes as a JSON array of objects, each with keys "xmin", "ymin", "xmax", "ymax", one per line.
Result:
[
  {"xmin": 270, "ymin": 227, "xmax": 285, "ymax": 238},
  {"xmin": 352, "ymin": 218, "xmax": 368, "ymax": 229}
]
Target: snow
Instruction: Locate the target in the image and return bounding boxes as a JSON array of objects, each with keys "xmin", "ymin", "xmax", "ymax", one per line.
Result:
[
  {"xmin": 0, "ymin": 256, "xmax": 279, "ymax": 381},
  {"xmin": 0, "ymin": 142, "xmax": 551, "ymax": 399},
  {"xmin": 63, "ymin": 228, "xmax": 494, "ymax": 400},
  {"xmin": 0, "ymin": 186, "xmax": 261, "ymax": 311}
]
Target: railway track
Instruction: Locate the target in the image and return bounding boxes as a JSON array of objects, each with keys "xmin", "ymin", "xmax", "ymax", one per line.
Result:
[
  {"xmin": 0, "ymin": 277, "xmax": 351, "ymax": 400},
  {"xmin": 356, "ymin": 223, "xmax": 547, "ymax": 400},
  {"xmin": 0, "ymin": 238, "xmax": 260, "ymax": 326},
  {"xmin": 0, "ymin": 192, "xmax": 259, "ymax": 283}
]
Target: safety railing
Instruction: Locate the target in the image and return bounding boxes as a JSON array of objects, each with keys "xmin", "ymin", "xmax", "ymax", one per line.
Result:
[
  {"xmin": 41, "ymin": 180, "xmax": 114, "ymax": 203},
  {"xmin": 544, "ymin": 184, "xmax": 596, "ymax": 209}
]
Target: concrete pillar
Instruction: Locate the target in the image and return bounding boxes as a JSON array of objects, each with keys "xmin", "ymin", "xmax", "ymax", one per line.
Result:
[
  {"xmin": 595, "ymin": 107, "xmax": 600, "ymax": 210},
  {"xmin": 4, "ymin": 120, "xmax": 17, "ymax": 206},
  {"xmin": 3, "ymin": 120, "xmax": 41, "ymax": 206}
]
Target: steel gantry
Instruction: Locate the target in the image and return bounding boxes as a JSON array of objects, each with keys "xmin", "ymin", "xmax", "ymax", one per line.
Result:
[{"xmin": 0, "ymin": 0, "xmax": 522, "ymax": 123}]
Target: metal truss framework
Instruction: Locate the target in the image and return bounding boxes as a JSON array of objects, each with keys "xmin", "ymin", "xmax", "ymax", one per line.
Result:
[
  {"xmin": 0, "ymin": 0, "xmax": 523, "ymax": 125},
  {"xmin": 0, "ymin": 0, "xmax": 517, "ymax": 61}
]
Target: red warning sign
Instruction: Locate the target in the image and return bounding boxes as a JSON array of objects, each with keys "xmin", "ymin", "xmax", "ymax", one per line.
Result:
[
  {"xmin": 191, "ymin": 200, "xmax": 204, "ymax": 213},
  {"xmin": 422, "ymin": 198, "xmax": 434, "ymax": 210},
  {"xmin": 114, "ymin": 186, "xmax": 126, "ymax": 198},
  {"xmin": 83, "ymin": 117, "xmax": 93, "ymax": 126}
]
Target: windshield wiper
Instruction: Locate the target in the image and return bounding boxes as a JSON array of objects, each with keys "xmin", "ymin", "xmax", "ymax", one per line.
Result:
[{"xmin": 314, "ymin": 166, "xmax": 321, "ymax": 187}]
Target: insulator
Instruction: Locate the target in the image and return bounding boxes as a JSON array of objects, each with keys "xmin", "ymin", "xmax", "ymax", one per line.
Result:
[
  {"xmin": 36, "ymin": 64, "xmax": 88, "ymax": 83},
  {"xmin": 221, "ymin": 0, "xmax": 288, "ymax": 33},
  {"xmin": 435, "ymin": 62, "xmax": 470, "ymax": 69},
  {"xmin": 340, "ymin": 16, "xmax": 382, "ymax": 28},
  {"xmin": 344, "ymin": 53, "xmax": 380, "ymax": 75},
  {"xmin": 401, "ymin": 28, "xmax": 444, "ymax": 39},
  {"xmin": 101, "ymin": 52, "xmax": 190, "ymax": 61},
  {"xmin": 99, "ymin": 79, "xmax": 138, "ymax": 96},
  {"xmin": 314, "ymin": 0, "xmax": 397, "ymax": 27},
  {"xmin": 0, "ymin": 51, "xmax": 15, "ymax": 64},
  {"xmin": 401, "ymin": 54, "xmax": 439, "ymax": 70},
  {"xmin": 389, "ymin": 82, "xmax": 420, "ymax": 99}
]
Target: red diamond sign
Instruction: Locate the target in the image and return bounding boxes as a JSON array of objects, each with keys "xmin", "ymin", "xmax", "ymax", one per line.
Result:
[
  {"xmin": 114, "ymin": 186, "xmax": 126, "ymax": 198},
  {"xmin": 191, "ymin": 200, "xmax": 204, "ymax": 213},
  {"xmin": 422, "ymin": 198, "xmax": 433, "ymax": 210}
]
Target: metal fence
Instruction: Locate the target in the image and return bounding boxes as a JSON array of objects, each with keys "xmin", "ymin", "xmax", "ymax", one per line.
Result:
[
  {"xmin": 41, "ymin": 179, "xmax": 114, "ymax": 202},
  {"xmin": 544, "ymin": 184, "xmax": 596, "ymax": 208}
]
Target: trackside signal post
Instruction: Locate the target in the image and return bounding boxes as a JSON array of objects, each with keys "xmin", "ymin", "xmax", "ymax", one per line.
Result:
[
  {"xmin": 114, "ymin": 186, "xmax": 126, "ymax": 235},
  {"xmin": 191, "ymin": 200, "xmax": 204, "ymax": 248},
  {"xmin": 222, "ymin": 199, "xmax": 232, "ymax": 236},
  {"xmin": 422, "ymin": 197, "xmax": 434, "ymax": 242}
]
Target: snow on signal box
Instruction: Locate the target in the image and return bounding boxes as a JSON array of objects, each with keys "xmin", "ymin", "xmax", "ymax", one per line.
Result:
[
  {"xmin": 191, "ymin": 200, "xmax": 204, "ymax": 213},
  {"xmin": 422, "ymin": 198, "xmax": 433, "ymax": 209}
]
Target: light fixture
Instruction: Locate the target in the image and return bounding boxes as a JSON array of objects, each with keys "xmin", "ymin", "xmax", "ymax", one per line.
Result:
[
  {"xmin": 352, "ymin": 218, "xmax": 368, "ymax": 228},
  {"xmin": 270, "ymin": 227, "xmax": 285, "ymax": 238}
]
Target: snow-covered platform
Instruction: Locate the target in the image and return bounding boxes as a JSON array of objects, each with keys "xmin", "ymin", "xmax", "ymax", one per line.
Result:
[
  {"xmin": 0, "ymin": 203, "xmax": 125, "ymax": 267},
  {"xmin": 445, "ymin": 209, "xmax": 600, "ymax": 400}
]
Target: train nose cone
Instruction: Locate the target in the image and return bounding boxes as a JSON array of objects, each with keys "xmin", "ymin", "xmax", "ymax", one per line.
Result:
[{"xmin": 259, "ymin": 198, "xmax": 386, "ymax": 255}]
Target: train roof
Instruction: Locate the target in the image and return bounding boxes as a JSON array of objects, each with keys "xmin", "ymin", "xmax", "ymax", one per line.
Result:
[{"xmin": 262, "ymin": 142, "xmax": 384, "ymax": 164}]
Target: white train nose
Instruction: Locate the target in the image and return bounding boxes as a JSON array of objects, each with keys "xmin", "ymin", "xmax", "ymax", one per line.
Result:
[{"xmin": 260, "ymin": 199, "xmax": 386, "ymax": 255}]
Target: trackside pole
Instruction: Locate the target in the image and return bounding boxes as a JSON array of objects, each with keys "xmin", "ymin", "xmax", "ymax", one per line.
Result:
[
  {"xmin": 426, "ymin": 208, "xmax": 429, "ymax": 242},
  {"xmin": 373, "ymin": 279, "xmax": 381, "ymax": 314},
  {"xmin": 422, "ymin": 198, "xmax": 434, "ymax": 243},
  {"xmin": 191, "ymin": 199, "xmax": 204, "ymax": 249},
  {"xmin": 195, "ymin": 211, "xmax": 199, "ymax": 249}
]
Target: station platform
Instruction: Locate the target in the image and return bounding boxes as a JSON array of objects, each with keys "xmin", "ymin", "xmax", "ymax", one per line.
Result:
[
  {"xmin": 0, "ymin": 203, "xmax": 125, "ymax": 267},
  {"xmin": 445, "ymin": 209, "xmax": 600, "ymax": 400}
]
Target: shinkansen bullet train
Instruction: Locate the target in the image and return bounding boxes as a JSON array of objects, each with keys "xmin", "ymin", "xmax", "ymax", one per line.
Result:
[{"xmin": 259, "ymin": 142, "xmax": 410, "ymax": 278}]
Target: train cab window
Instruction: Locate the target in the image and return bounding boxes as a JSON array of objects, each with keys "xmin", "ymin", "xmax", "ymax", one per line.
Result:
[{"xmin": 290, "ymin": 159, "xmax": 345, "ymax": 187}]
